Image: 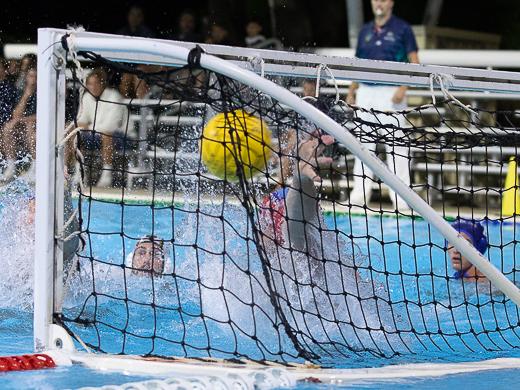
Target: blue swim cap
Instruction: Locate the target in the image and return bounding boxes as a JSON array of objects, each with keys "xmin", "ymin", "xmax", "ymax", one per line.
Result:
[{"xmin": 450, "ymin": 219, "xmax": 488, "ymax": 254}]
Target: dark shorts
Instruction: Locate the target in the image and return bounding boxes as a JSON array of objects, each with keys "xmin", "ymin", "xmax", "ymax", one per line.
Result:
[{"xmin": 80, "ymin": 131, "xmax": 136, "ymax": 152}]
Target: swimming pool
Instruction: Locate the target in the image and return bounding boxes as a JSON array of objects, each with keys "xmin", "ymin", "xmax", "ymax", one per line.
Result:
[{"xmin": 1, "ymin": 184, "xmax": 520, "ymax": 388}]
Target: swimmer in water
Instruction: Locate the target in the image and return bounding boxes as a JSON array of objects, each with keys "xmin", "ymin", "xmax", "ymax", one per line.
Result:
[
  {"xmin": 125, "ymin": 235, "xmax": 173, "ymax": 276},
  {"xmin": 259, "ymin": 125, "xmax": 341, "ymax": 283},
  {"xmin": 448, "ymin": 219, "xmax": 488, "ymax": 282}
]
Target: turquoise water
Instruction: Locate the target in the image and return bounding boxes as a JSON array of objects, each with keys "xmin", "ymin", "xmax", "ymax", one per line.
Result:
[
  {"xmin": 1, "ymin": 187, "xmax": 520, "ymax": 388},
  {"xmin": 62, "ymin": 198, "xmax": 520, "ymax": 365},
  {"xmin": 293, "ymin": 369, "xmax": 520, "ymax": 389}
]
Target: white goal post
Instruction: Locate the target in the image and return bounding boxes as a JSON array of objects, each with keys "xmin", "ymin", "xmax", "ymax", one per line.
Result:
[{"xmin": 35, "ymin": 27, "xmax": 520, "ymax": 361}]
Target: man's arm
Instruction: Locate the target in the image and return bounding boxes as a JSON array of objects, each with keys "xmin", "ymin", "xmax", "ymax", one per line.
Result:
[
  {"xmin": 346, "ymin": 82, "xmax": 359, "ymax": 105},
  {"xmin": 278, "ymin": 129, "xmax": 297, "ymax": 186},
  {"xmin": 11, "ymin": 92, "xmax": 31, "ymax": 121},
  {"xmin": 284, "ymin": 134, "xmax": 334, "ymax": 253},
  {"xmin": 408, "ymin": 51, "xmax": 419, "ymax": 64},
  {"xmin": 392, "ymin": 51, "xmax": 419, "ymax": 104},
  {"xmin": 346, "ymin": 29, "xmax": 365, "ymax": 105}
]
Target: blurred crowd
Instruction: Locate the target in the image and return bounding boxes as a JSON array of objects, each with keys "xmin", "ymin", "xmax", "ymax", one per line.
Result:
[
  {"xmin": 0, "ymin": 4, "xmax": 280, "ymax": 184},
  {"xmin": 0, "ymin": 54, "xmax": 37, "ymax": 182},
  {"xmin": 116, "ymin": 5, "xmax": 276, "ymax": 49}
]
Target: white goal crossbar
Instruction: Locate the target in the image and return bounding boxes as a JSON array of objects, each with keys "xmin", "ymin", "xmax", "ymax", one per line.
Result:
[{"xmin": 35, "ymin": 28, "xmax": 520, "ymax": 364}]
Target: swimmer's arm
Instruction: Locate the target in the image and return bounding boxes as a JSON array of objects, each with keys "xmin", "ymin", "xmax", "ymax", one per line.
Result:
[
  {"xmin": 285, "ymin": 166, "xmax": 320, "ymax": 252},
  {"xmin": 278, "ymin": 129, "xmax": 297, "ymax": 186}
]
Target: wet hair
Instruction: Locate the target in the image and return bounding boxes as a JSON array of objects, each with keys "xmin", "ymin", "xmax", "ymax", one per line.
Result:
[
  {"xmin": 135, "ymin": 235, "xmax": 165, "ymax": 251},
  {"xmin": 130, "ymin": 235, "xmax": 166, "ymax": 274}
]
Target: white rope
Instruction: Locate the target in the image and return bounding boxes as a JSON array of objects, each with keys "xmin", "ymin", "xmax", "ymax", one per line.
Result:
[
  {"xmin": 73, "ymin": 149, "xmax": 86, "ymax": 193},
  {"xmin": 429, "ymin": 73, "xmax": 439, "ymax": 106},
  {"xmin": 58, "ymin": 124, "xmax": 82, "ymax": 148},
  {"xmin": 56, "ymin": 123, "xmax": 87, "ymax": 191},
  {"xmin": 302, "ymin": 95, "xmax": 317, "ymax": 103},
  {"xmin": 66, "ymin": 326, "xmax": 92, "ymax": 354},
  {"xmin": 315, "ymin": 64, "xmax": 323, "ymax": 98},
  {"xmin": 66, "ymin": 28, "xmax": 86, "ymax": 84},
  {"xmin": 315, "ymin": 64, "xmax": 340, "ymax": 103},
  {"xmin": 430, "ymin": 73, "xmax": 479, "ymax": 116},
  {"xmin": 63, "ymin": 30, "xmax": 88, "ymax": 191},
  {"xmin": 58, "ymin": 218, "xmax": 79, "ymax": 243}
]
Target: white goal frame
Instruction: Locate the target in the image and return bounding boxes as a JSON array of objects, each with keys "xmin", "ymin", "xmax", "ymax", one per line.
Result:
[{"xmin": 35, "ymin": 28, "xmax": 520, "ymax": 380}]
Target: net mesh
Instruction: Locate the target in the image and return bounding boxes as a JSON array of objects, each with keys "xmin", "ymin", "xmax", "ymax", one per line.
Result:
[{"xmin": 58, "ymin": 47, "xmax": 520, "ymax": 366}]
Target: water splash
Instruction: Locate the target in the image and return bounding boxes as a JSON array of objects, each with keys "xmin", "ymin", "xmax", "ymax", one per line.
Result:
[{"xmin": 0, "ymin": 179, "xmax": 35, "ymax": 310}]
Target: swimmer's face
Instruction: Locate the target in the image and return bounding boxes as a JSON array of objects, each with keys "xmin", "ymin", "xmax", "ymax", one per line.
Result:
[
  {"xmin": 448, "ymin": 232, "xmax": 473, "ymax": 272},
  {"xmin": 371, "ymin": 0, "xmax": 394, "ymax": 18},
  {"xmin": 132, "ymin": 241, "xmax": 165, "ymax": 275}
]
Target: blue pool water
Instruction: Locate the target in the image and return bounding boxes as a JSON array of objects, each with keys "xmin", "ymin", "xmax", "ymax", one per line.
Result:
[
  {"xmin": 1, "ymin": 183, "xmax": 520, "ymax": 388},
  {"xmin": 294, "ymin": 369, "xmax": 520, "ymax": 389}
]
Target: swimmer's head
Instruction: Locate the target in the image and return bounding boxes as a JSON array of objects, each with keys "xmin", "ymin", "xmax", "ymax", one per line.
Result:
[
  {"xmin": 450, "ymin": 219, "xmax": 488, "ymax": 255},
  {"xmin": 128, "ymin": 235, "xmax": 168, "ymax": 275},
  {"xmin": 448, "ymin": 219, "xmax": 488, "ymax": 273}
]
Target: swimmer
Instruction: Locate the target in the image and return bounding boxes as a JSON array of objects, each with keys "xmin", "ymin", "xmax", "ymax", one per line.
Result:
[
  {"xmin": 448, "ymin": 219, "xmax": 488, "ymax": 281},
  {"xmin": 258, "ymin": 126, "xmax": 339, "ymax": 284},
  {"xmin": 125, "ymin": 235, "xmax": 172, "ymax": 276}
]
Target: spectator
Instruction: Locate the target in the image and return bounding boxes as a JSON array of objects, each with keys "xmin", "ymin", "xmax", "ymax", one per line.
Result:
[
  {"xmin": 119, "ymin": 64, "xmax": 163, "ymax": 99},
  {"xmin": 245, "ymin": 20, "xmax": 266, "ymax": 48},
  {"xmin": 0, "ymin": 57, "xmax": 19, "ymax": 177},
  {"xmin": 1, "ymin": 67, "xmax": 37, "ymax": 182},
  {"xmin": 171, "ymin": 10, "xmax": 200, "ymax": 42},
  {"xmin": 0, "ymin": 57, "xmax": 18, "ymax": 133},
  {"xmin": 76, "ymin": 68, "xmax": 128, "ymax": 187},
  {"xmin": 206, "ymin": 22, "xmax": 234, "ymax": 46},
  {"xmin": 346, "ymin": 0, "xmax": 419, "ymax": 211},
  {"xmin": 6, "ymin": 59, "xmax": 20, "ymax": 84},
  {"xmin": 15, "ymin": 53, "xmax": 37, "ymax": 93},
  {"xmin": 448, "ymin": 219, "xmax": 488, "ymax": 281},
  {"xmin": 117, "ymin": 4, "xmax": 155, "ymax": 38},
  {"xmin": 301, "ymin": 79, "xmax": 317, "ymax": 98}
]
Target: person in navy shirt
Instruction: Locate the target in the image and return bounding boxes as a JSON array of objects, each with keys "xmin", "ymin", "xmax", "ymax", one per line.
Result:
[{"xmin": 346, "ymin": 0, "xmax": 419, "ymax": 211}]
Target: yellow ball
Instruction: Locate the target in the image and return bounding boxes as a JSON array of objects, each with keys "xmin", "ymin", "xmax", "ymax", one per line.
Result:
[{"xmin": 201, "ymin": 110, "xmax": 272, "ymax": 181}]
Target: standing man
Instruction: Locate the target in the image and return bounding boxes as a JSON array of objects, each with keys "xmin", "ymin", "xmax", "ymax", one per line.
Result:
[
  {"xmin": 76, "ymin": 68, "xmax": 128, "ymax": 187},
  {"xmin": 346, "ymin": 0, "xmax": 418, "ymax": 210}
]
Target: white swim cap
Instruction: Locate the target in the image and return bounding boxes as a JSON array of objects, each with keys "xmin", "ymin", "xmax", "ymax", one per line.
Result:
[{"xmin": 125, "ymin": 236, "xmax": 173, "ymax": 275}]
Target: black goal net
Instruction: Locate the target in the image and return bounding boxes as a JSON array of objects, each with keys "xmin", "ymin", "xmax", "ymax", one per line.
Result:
[{"xmin": 58, "ymin": 46, "xmax": 520, "ymax": 367}]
